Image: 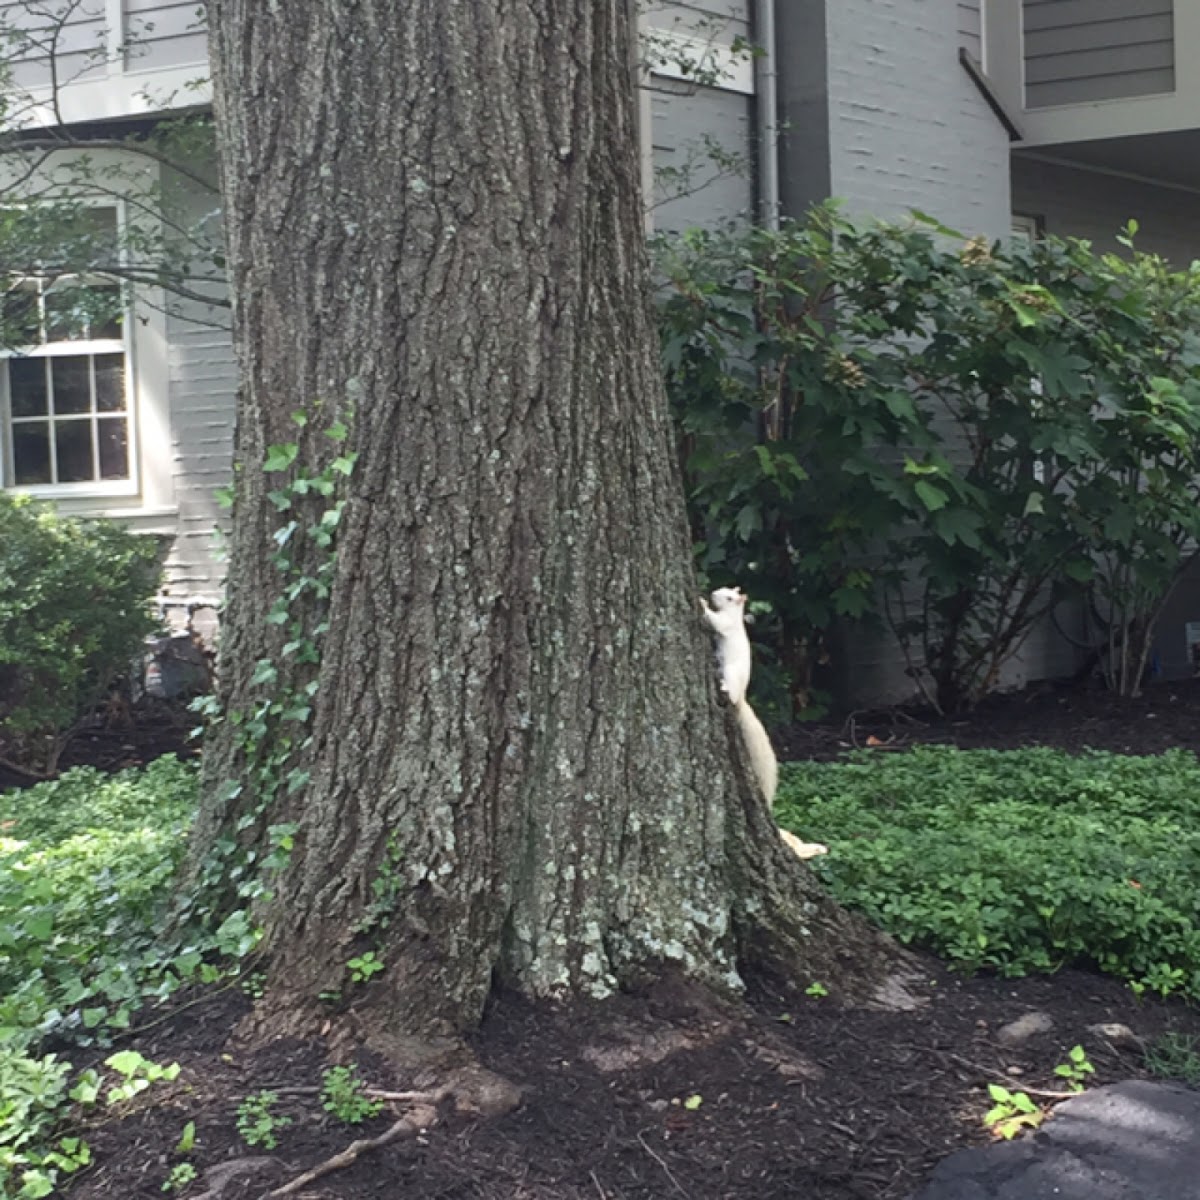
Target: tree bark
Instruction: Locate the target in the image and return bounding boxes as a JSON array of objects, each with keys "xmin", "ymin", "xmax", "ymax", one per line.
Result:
[{"xmin": 198, "ymin": 0, "xmax": 893, "ymax": 1037}]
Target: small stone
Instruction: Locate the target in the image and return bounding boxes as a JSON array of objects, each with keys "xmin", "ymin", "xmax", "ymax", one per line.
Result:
[
  {"xmin": 648, "ymin": 1099, "xmax": 669, "ymax": 1112},
  {"xmin": 996, "ymin": 1011, "xmax": 1054, "ymax": 1045},
  {"xmin": 1088, "ymin": 1022, "xmax": 1146, "ymax": 1053},
  {"xmin": 1007, "ymin": 1065, "xmax": 1024, "ymax": 1076}
]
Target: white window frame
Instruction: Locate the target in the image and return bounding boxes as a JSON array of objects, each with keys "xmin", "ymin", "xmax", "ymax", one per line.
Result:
[
  {"xmin": 0, "ymin": 200, "xmax": 140, "ymax": 499},
  {"xmin": 1011, "ymin": 213, "xmax": 1043, "ymax": 244}
]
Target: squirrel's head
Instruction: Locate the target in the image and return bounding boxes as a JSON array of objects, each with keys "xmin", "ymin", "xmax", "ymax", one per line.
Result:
[{"xmin": 709, "ymin": 586, "xmax": 746, "ymax": 612}]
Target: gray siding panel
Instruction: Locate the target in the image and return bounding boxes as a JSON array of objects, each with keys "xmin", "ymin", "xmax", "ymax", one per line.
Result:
[
  {"xmin": 958, "ymin": 1, "xmax": 982, "ymax": 61},
  {"xmin": 1024, "ymin": 0, "xmax": 1175, "ymax": 109},
  {"xmin": 1025, "ymin": 0, "xmax": 1170, "ymax": 32},
  {"xmin": 1026, "ymin": 13, "xmax": 1172, "ymax": 55},
  {"xmin": 1028, "ymin": 70, "xmax": 1175, "ymax": 108},
  {"xmin": 123, "ymin": 0, "xmax": 207, "ymax": 73},
  {"xmin": 649, "ymin": 78, "xmax": 754, "ymax": 232},
  {"xmin": 1011, "ymin": 155, "xmax": 1200, "ymax": 265},
  {"xmin": 642, "ymin": 0, "xmax": 754, "ymax": 233}
]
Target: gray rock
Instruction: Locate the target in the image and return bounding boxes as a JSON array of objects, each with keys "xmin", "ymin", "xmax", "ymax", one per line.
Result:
[
  {"xmin": 995, "ymin": 1011, "xmax": 1054, "ymax": 1045},
  {"xmin": 1087, "ymin": 1022, "xmax": 1146, "ymax": 1053},
  {"xmin": 915, "ymin": 1081, "xmax": 1200, "ymax": 1200}
]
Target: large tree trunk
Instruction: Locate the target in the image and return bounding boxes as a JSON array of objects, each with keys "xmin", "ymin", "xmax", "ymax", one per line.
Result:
[{"xmin": 198, "ymin": 0, "xmax": 891, "ymax": 1038}]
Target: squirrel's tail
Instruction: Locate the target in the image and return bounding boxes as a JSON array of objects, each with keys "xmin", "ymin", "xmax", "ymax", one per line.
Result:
[
  {"xmin": 734, "ymin": 699, "xmax": 778, "ymax": 803},
  {"xmin": 735, "ymin": 700, "xmax": 829, "ymax": 860}
]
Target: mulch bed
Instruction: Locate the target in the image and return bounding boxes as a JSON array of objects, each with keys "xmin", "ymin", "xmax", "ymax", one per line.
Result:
[
  {"xmin": 40, "ymin": 679, "xmax": 1200, "ymax": 1199},
  {"xmin": 778, "ymin": 674, "xmax": 1200, "ymax": 761},
  {"xmin": 0, "ymin": 697, "xmax": 200, "ymax": 792}
]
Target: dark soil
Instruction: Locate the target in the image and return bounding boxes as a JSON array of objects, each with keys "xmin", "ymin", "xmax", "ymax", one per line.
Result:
[
  {"xmin": 68, "ymin": 968, "xmax": 1200, "ymax": 1200},
  {"xmin": 0, "ymin": 697, "xmax": 200, "ymax": 792},
  {"xmin": 777, "ymin": 674, "xmax": 1200, "ymax": 762},
  {"xmin": 48, "ymin": 678, "xmax": 1200, "ymax": 1200}
]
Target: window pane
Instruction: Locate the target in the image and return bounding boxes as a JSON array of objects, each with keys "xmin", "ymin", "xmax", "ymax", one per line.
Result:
[
  {"xmin": 89, "ymin": 285, "xmax": 124, "ymax": 340},
  {"xmin": 52, "ymin": 357, "xmax": 91, "ymax": 415},
  {"xmin": 94, "ymin": 353, "xmax": 125, "ymax": 412},
  {"xmin": 2, "ymin": 288, "xmax": 40, "ymax": 345},
  {"xmin": 9, "ymin": 358, "xmax": 48, "ymax": 417},
  {"xmin": 12, "ymin": 420, "xmax": 51, "ymax": 484},
  {"xmin": 44, "ymin": 287, "xmax": 87, "ymax": 342},
  {"xmin": 97, "ymin": 417, "xmax": 129, "ymax": 480},
  {"xmin": 78, "ymin": 207, "xmax": 119, "ymax": 261},
  {"xmin": 55, "ymin": 419, "xmax": 94, "ymax": 482}
]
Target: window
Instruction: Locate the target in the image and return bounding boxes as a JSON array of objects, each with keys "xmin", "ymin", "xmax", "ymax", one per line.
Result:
[
  {"xmin": 1, "ymin": 206, "xmax": 134, "ymax": 495},
  {"xmin": 1011, "ymin": 213, "xmax": 1043, "ymax": 244}
]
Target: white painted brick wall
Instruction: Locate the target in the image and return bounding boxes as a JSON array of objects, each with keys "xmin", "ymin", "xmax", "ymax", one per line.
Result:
[
  {"xmin": 821, "ymin": 0, "xmax": 1016, "ymax": 704},
  {"xmin": 825, "ymin": 0, "xmax": 1011, "ymax": 240}
]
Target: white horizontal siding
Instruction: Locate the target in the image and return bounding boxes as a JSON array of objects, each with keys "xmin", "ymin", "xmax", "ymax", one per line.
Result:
[
  {"xmin": 0, "ymin": 0, "xmax": 106, "ymax": 92},
  {"xmin": 958, "ymin": 0, "xmax": 982, "ymax": 61},
  {"xmin": 1024, "ymin": 0, "xmax": 1175, "ymax": 109},
  {"xmin": 123, "ymin": 0, "xmax": 207, "ymax": 73},
  {"xmin": 642, "ymin": 0, "xmax": 750, "ymax": 37},
  {"xmin": 162, "ymin": 301, "xmax": 235, "ymax": 598}
]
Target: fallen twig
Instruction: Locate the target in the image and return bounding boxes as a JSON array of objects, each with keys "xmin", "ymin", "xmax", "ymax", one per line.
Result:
[
  {"xmin": 264, "ymin": 1097, "xmax": 444, "ymax": 1197},
  {"xmin": 636, "ymin": 1130, "xmax": 689, "ymax": 1198},
  {"xmin": 257, "ymin": 1083, "xmax": 448, "ymax": 1104},
  {"xmin": 941, "ymin": 1051, "xmax": 1086, "ymax": 1100},
  {"xmin": 0, "ymin": 754, "xmax": 48, "ymax": 781}
]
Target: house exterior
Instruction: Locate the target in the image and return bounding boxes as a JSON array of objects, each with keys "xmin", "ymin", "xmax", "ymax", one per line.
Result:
[{"xmin": 3, "ymin": 0, "xmax": 1199, "ymax": 698}]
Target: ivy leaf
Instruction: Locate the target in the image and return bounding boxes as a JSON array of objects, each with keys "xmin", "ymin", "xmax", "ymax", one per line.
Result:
[{"xmin": 264, "ymin": 443, "xmax": 299, "ymax": 472}]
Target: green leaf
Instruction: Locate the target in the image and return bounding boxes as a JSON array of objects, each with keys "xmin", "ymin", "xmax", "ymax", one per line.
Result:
[
  {"xmin": 932, "ymin": 507, "xmax": 983, "ymax": 548},
  {"xmin": 105, "ymin": 1050, "xmax": 147, "ymax": 1078},
  {"xmin": 903, "ymin": 456, "xmax": 941, "ymax": 477},
  {"xmin": 176, "ymin": 1121, "xmax": 196, "ymax": 1154},
  {"xmin": 734, "ymin": 504, "xmax": 762, "ymax": 541},
  {"xmin": 263, "ymin": 443, "xmax": 299, "ymax": 472},
  {"xmin": 913, "ymin": 480, "xmax": 949, "ymax": 512},
  {"xmin": 20, "ymin": 1172, "xmax": 54, "ymax": 1199}
]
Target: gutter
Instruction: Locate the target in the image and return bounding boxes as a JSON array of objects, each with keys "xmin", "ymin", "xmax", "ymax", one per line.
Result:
[{"xmin": 959, "ymin": 47, "xmax": 1023, "ymax": 142}]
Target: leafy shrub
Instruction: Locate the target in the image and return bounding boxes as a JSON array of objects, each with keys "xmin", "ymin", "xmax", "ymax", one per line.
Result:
[
  {"xmin": 0, "ymin": 496, "xmax": 162, "ymax": 770},
  {"xmin": 776, "ymin": 746, "xmax": 1200, "ymax": 997},
  {"xmin": 657, "ymin": 209, "xmax": 1200, "ymax": 712}
]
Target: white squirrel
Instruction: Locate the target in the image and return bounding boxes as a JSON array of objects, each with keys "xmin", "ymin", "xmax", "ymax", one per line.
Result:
[{"xmin": 700, "ymin": 587, "xmax": 828, "ymax": 861}]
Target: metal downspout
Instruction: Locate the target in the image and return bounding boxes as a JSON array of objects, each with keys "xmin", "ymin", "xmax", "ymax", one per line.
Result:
[{"xmin": 754, "ymin": 0, "xmax": 780, "ymax": 230}]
